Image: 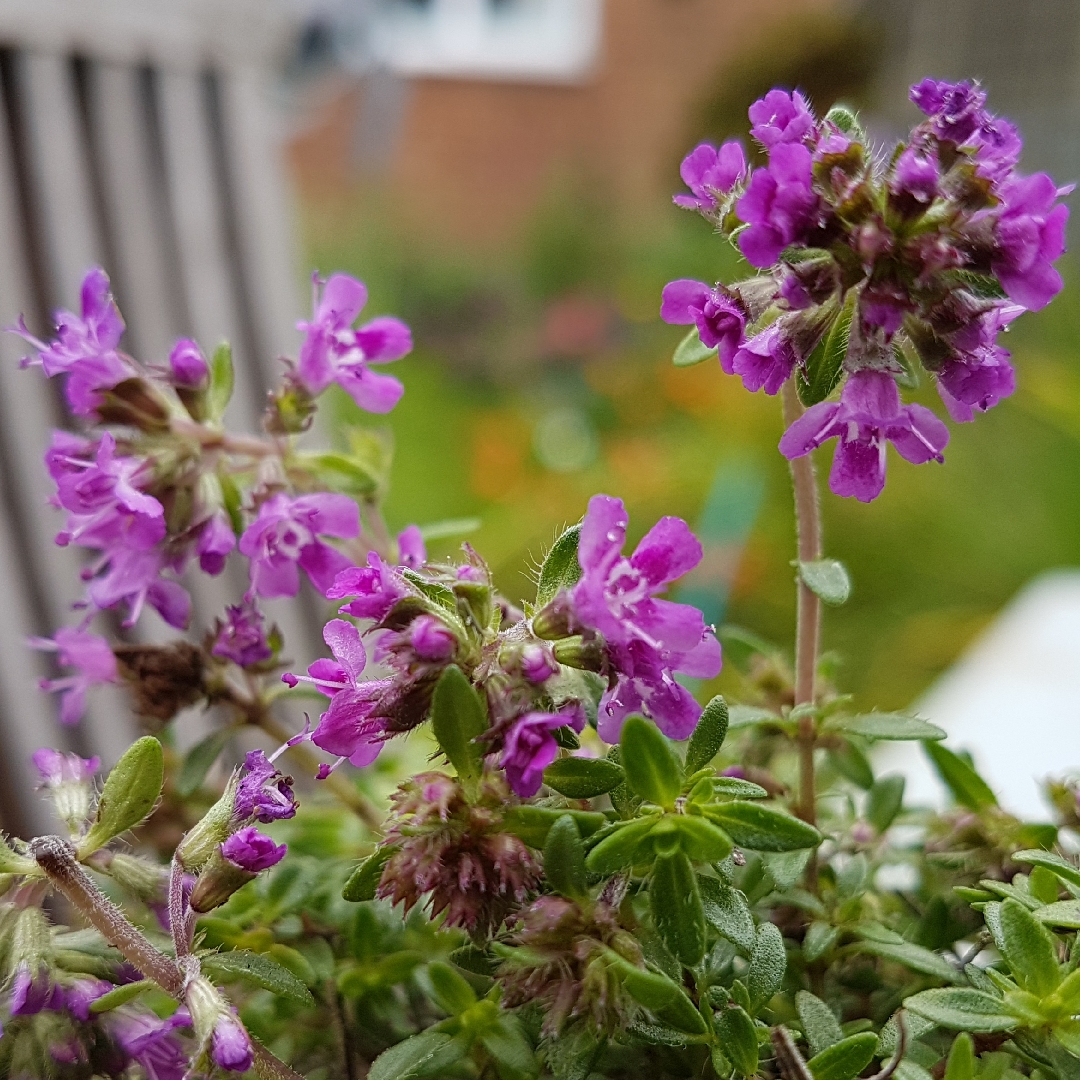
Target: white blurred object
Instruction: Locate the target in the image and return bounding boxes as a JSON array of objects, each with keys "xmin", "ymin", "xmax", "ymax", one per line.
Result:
[
  {"xmin": 877, "ymin": 570, "xmax": 1080, "ymax": 820},
  {"xmin": 334, "ymin": 0, "xmax": 603, "ymax": 83}
]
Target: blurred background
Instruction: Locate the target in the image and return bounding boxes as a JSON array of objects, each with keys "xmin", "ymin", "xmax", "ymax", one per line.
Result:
[{"xmin": 0, "ymin": 0, "xmax": 1078, "ymax": 826}]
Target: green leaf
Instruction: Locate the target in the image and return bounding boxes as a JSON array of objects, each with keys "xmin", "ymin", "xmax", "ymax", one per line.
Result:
[
  {"xmin": 747, "ymin": 922, "xmax": 786, "ymax": 1009},
  {"xmin": 1030, "ymin": 866, "xmax": 1061, "ymax": 906},
  {"xmin": 1014, "ymin": 850, "xmax": 1080, "ymax": 890},
  {"xmin": 867, "ymin": 775, "xmax": 905, "ymax": 834},
  {"xmin": 543, "ymin": 757, "xmax": 624, "ymax": 799},
  {"xmin": 924, "ymin": 742, "xmax": 997, "ymax": 809},
  {"xmin": 430, "ymin": 666, "xmax": 488, "ymax": 793},
  {"xmin": 207, "ymin": 341, "xmax": 234, "ymax": 421},
  {"xmin": 77, "ymin": 737, "xmax": 164, "ymax": 858},
  {"xmin": 685, "ymin": 696, "xmax": 729, "ymax": 774},
  {"xmin": 699, "ymin": 877, "xmax": 755, "ymax": 952},
  {"xmin": 302, "ymin": 451, "xmax": 379, "ymax": 497},
  {"xmin": 504, "ymin": 806, "xmax": 606, "ymax": 850},
  {"xmin": 797, "ymin": 559, "xmax": 851, "ymax": 606},
  {"xmin": 827, "ymin": 739, "xmax": 874, "ymax": 790},
  {"xmin": 796, "ymin": 990, "xmax": 844, "ymax": 1056},
  {"xmin": 807, "ymin": 1033, "xmax": 878, "ymax": 1080},
  {"xmin": 670, "ymin": 816, "xmax": 733, "ymax": 863},
  {"xmin": 201, "ymin": 949, "xmax": 315, "ymax": 1006},
  {"xmin": 342, "ymin": 847, "xmax": 395, "ymax": 902},
  {"xmin": 1036, "ymin": 902, "xmax": 1080, "ymax": 929},
  {"xmin": 89, "ymin": 979, "xmax": 154, "ymax": 1014},
  {"xmin": 426, "ymin": 961, "xmax": 477, "ymax": 1015},
  {"xmin": 856, "ymin": 930, "xmax": 965, "ymax": 984},
  {"xmin": 832, "ymin": 713, "xmax": 946, "ymax": 742},
  {"xmin": 481, "ymin": 1015, "xmax": 538, "ymax": 1080},
  {"xmin": 536, "ymin": 523, "xmax": 582, "ymax": 607},
  {"xmin": 944, "ymin": 1033, "xmax": 975, "ymax": 1080},
  {"xmin": 673, "ymin": 326, "xmax": 716, "ymax": 368},
  {"xmin": 620, "ymin": 716, "xmax": 682, "ymax": 809},
  {"xmin": 996, "ymin": 898, "xmax": 1061, "ymax": 996},
  {"xmin": 803, "ymin": 922, "xmax": 839, "ymax": 963},
  {"xmin": 368, "ymin": 1029, "xmax": 461, "ymax": 1080},
  {"xmin": 612, "ymin": 958, "xmax": 707, "ymax": 1034},
  {"xmin": 651, "ymin": 851, "xmax": 706, "ymax": 967},
  {"xmin": 728, "ymin": 704, "xmax": 783, "ymax": 729},
  {"xmin": 544, "ymin": 815, "xmax": 587, "ymax": 901},
  {"xmin": 0, "ymin": 837, "xmax": 36, "ymax": 875},
  {"xmin": 712, "ymin": 777, "xmax": 769, "ymax": 799},
  {"xmin": 703, "ymin": 802, "xmax": 821, "ymax": 852},
  {"xmin": 797, "ymin": 296, "xmax": 852, "ymax": 406},
  {"xmin": 715, "ymin": 1006, "xmax": 759, "ymax": 1076},
  {"xmin": 903, "ymin": 988, "xmax": 1017, "ymax": 1032},
  {"xmin": 176, "ymin": 728, "xmax": 233, "ymax": 798}
]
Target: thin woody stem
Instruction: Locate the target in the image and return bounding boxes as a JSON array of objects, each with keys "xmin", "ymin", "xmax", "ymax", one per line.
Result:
[
  {"xmin": 781, "ymin": 381, "xmax": 822, "ymax": 830},
  {"xmin": 31, "ymin": 835, "xmax": 304, "ymax": 1080}
]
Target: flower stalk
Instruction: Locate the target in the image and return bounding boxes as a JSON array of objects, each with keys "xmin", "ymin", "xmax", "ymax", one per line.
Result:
[{"xmin": 782, "ymin": 381, "xmax": 821, "ymax": 831}]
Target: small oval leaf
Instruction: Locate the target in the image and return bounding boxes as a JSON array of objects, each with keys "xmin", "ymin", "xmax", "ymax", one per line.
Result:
[
  {"xmin": 620, "ymin": 716, "xmax": 682, "ymax": 809},
  {"xmin": 673, "ymin": 326, "xmax": 716, "ymax": 368},
  {"xmin": 807, "ymin": 1032, "xmax": 878, "ymax": 1080},
  {"xmin": 430, "ymin": 666, "xmax": 488, "ymax": 793},
  {"xmin": 651, "ymin": 851, "xmax": 706, "ymax": 967},
  {"xmin": 704, "ymin": 801, "xmax": 821, "ymax": 852},
  {"xmin": 201, "ymin": 949, "xmax": 315, "ymax": 1006},
  {"xmin": 543, "ymin": 756, "xmax": 624, "ymax": 799},
  {"xmin": 544, "ymin": 814, "xmax": 587, "ymax": 901},
  {"xmin": 903, "ymin": 987, "xmax": 1018, "ymax": 1032},
  {"xmin": 834, "ymin": 713, "xmax": 946, "ymax": 742},
  {"xmin": 685, "ymin": 695, "xmax": 729, "ymax": 774},
  {"xmin": 797, "ymin": 559, "xmax": 851, "ymax": 606},
  {"xmin": 77, "ymin": 737, "xmax": 164, "ymax": 858}
]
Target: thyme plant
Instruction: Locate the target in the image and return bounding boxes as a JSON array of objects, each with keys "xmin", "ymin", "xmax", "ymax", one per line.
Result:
[{"xmin": 0, "ymin": 79, "xmax": 1076, "ymax": 1080}]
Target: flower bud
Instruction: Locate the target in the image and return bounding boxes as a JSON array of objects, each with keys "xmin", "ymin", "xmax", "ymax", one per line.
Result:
[
  {"xmin": 32, "ymin": 748, "xmax": 99, "ymax": 835},
  {"xmin": 169, "ymin": 338, "xmax": 209, "ymax": 389},
  {"xmin": 96, "ymin": 851, "xmax": 170, "ymax": 902},
  {"xmin": 551, "ymin": 636, "xmax": 604, "ymax": 672},
  {"xmin": 189, "ymin": 827, "xmax": 285, "ymax": 912},
  {"xmin": 531, "ymin": 593, "xmax": 579, "ymax": 641},
  {"xmin": 186, "ymin": 977, "xmax": 253, "ymax": 1073}
]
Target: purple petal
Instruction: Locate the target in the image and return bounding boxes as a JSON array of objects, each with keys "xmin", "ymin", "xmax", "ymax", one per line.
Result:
[
  {"xmin": 829, "ymin": 436, "xmax": 886, "ymax": 503},
  {"xmin": 660, "ymin": 279, "xmax": 710, "ymax": 324},
  {"xmin": 356, "ymin": 316, "xmax": 412, "ymax": 362},
  {"xmin": 146, "ymin": 579, "xmax": 191, "ymax": 629},
  {"xmin": 298, "ymin": 541, "xmax": 354, "ymax": 595},
  {"xmin": 318, "ymin": 273, "xmax": 368, "ymax": 324},
  {"xmin": 630, "ymin": 516, "xmax": 702, "ymax": 587},
  {"xmin": 295, "ymin": 493, "xmax": 361, "ymax": 539},
  {"xmin": 339, "ymin": 366, "xmax": 405, "ymax": 413},
  {"xmin": 889, "ymin": 404, "xmax": 950, "ymax": 464},
  {"xmin": 322, "ymin": 618, "xmax": 366, "ymax": 681},
  {"xmin": 577, "ymin": 494, "xmax": 628, "ymax": 576},
  {"xmin": 778, "ymin": 401, "xmax": 841, "ymax": 459},
  {"xmin": 252, "ymin": 556, "xmax": 301, "ymax": 599}
]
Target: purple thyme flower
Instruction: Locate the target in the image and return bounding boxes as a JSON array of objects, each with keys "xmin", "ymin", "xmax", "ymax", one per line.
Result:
[
  {"xmin": 748, "ymin": 88, "xmax": 816, "ymax": 148},
  {"xmin": 235, "ymin": 750, "xmax": 297, "ymax": 823},
  {"xmin": 779, "ymin": 369, "xmax": 950, "ymax": 502},
  {"xmin": 61, "ymin": 978, "xmax": 111, "ymax": 1021},
  {"xmin": 10, "ymin": 963, "xmax": 62, "ymax": 1015},
  {"xmin": 673, "ymin": 140, "xmax": 748, "ymax": 211},
  {"xmin": 737, "ymin": 142, "xmax": 819, "ymax": 268},
  {"xmin": 239, "ymin": 492, "xmax": 359, "ymax": 599},
  {"xmin": 569, "ymin": 495, "xmax": 721, "ymax": 741},
  {"xmin": 297, "ymin": 272, "xmax": 412, "ymax": 413},
  {"xmin": 300, "ymin": 619, "xmax": 390, "ymax": 766},
  {"xmin": 196, "ymin": 512, "xmax": 236, "ymax": 576},
  {"xmin": 221, "ymin": 826, "xmax": 286, "ymax": 872},
  {"xmin": 325, "ymin": 552, "xmax": 410, "ymax": 620},
  {"xmin": 660, "ymin": 280, "xmax": 746, "ymax": 371},
  {"xmin": 29, "ymin": 626, "xmax": 118, "ymax": 725},
  {"xmin": 910, "ymin": 78, "xmax": 988, "ymax": 146},
  {"xmin": 50, "ymin": 432, "xmax": 165, "ymax": 552},
  {"xmin": 168, "ymin": 338, "xmax": 209, "ymax": 388},
  {"xmin": 397, "ymin": 524, "xmax": 426, "ymax": 568},
  {"xmin": 992, "ymin": 171, "xmax": 1070, "ymax": 311},
  {"xmin": 935, "ymin": 302, "xmax": 1023, "ymax": 422},
  {"xmin": 519, "ymin": 642, "xmax": 559, "ymax": 685},
  {"xmin": 105, "ymin": 1007, "xmax": 191, "ymax": 1080},
  {"xmin": 211, "ymin": 1012, "xmax": 254, "ymax": 1073},
  {"xmin": 407, "ymin": 615, "xmax": 457, "ymax": 662},
  {"xmin": 891, "ymin": 144, "xmax": 940, "ymax": 204},
  {"xmin": 86, "ymin": 547, "xmax": 191, "ymax": 629},
  {"xmin": 502, "ymin": 705, "xmax": 585, "ymax": 798},
  {"xmin": 32, "ymin": 747, "xmax": 100, "ymax": 787},
  {"xmin": 729, "ymin": 321, "xmax": 798, "ymax": 395},
  {"xmin": 13, "ymin": 267, "xmax": 134, "ymax": 416},
  {"xmin": 212, "ymin": 596, "xmax": 273, "ymax": 667}
]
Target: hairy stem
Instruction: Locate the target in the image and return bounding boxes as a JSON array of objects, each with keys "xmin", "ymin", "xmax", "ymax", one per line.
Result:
[
  {"xmin": 31, "ymin": 835, "xmax": 304, "ymax": 1080},
  {"xmin": 781, "ymin": 380, "xmax": 822, "ymax": 831}
]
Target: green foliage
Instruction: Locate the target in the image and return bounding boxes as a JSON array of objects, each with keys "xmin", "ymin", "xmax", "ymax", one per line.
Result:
[
  {"xmin": 430, "ymin": 665, "xmax": 488, "ymax": 794},
  {"xmin": 77, "ymin": 737, "xmax": 164, "ymax": 858},
  {"xmin": 796, "ymin": 558, "xmax": 852, "ymax": 606},
  {"xmin": 536, "ymin": 523, "xmax": 582, "ymax": 606},
  {"xmin": 650, "ymin": 852, "xmax": 707, "ymax": 966},
  {"xmin": 828, "ymin": 713, "xmax": 946, "ymax": 741},
  {"xmin": 685, "ymin": 696, "xmax": 729, "ymax": 774},
  {"xmin": 806, "ymin": 1033, "xmax": 878, "ymax": 1080},
  {"xmin": 672, "ymin": 327, "xmax": 716, "ymax": 368},
  {"xmin": 542, "ymin": 757, "xmax": 624, "ymax": 799},
  {"xmin": 924, "ymin": 742, "xmax": 998, "ymax": 809},
  {"xmin": 702, "ymin": 801, "xmax": 821, "ymax": 851},
  {"xmin": 619, "ymin": 716, "xmax": 682, "ymax": 810},
  {"xmin": 207, "ymin": 341, "xmax": 234, "ymax": 421},
  {"xmin": 797, "ymin": 296, "xmax": 853, "ymax": 406},
  {"xmin": 201, "ymin": 949, "xmax": 316, "ymax": 1006},
  {"xmin": 543, "ymin": 815, "xmax": 587, "ymax": 901}
]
